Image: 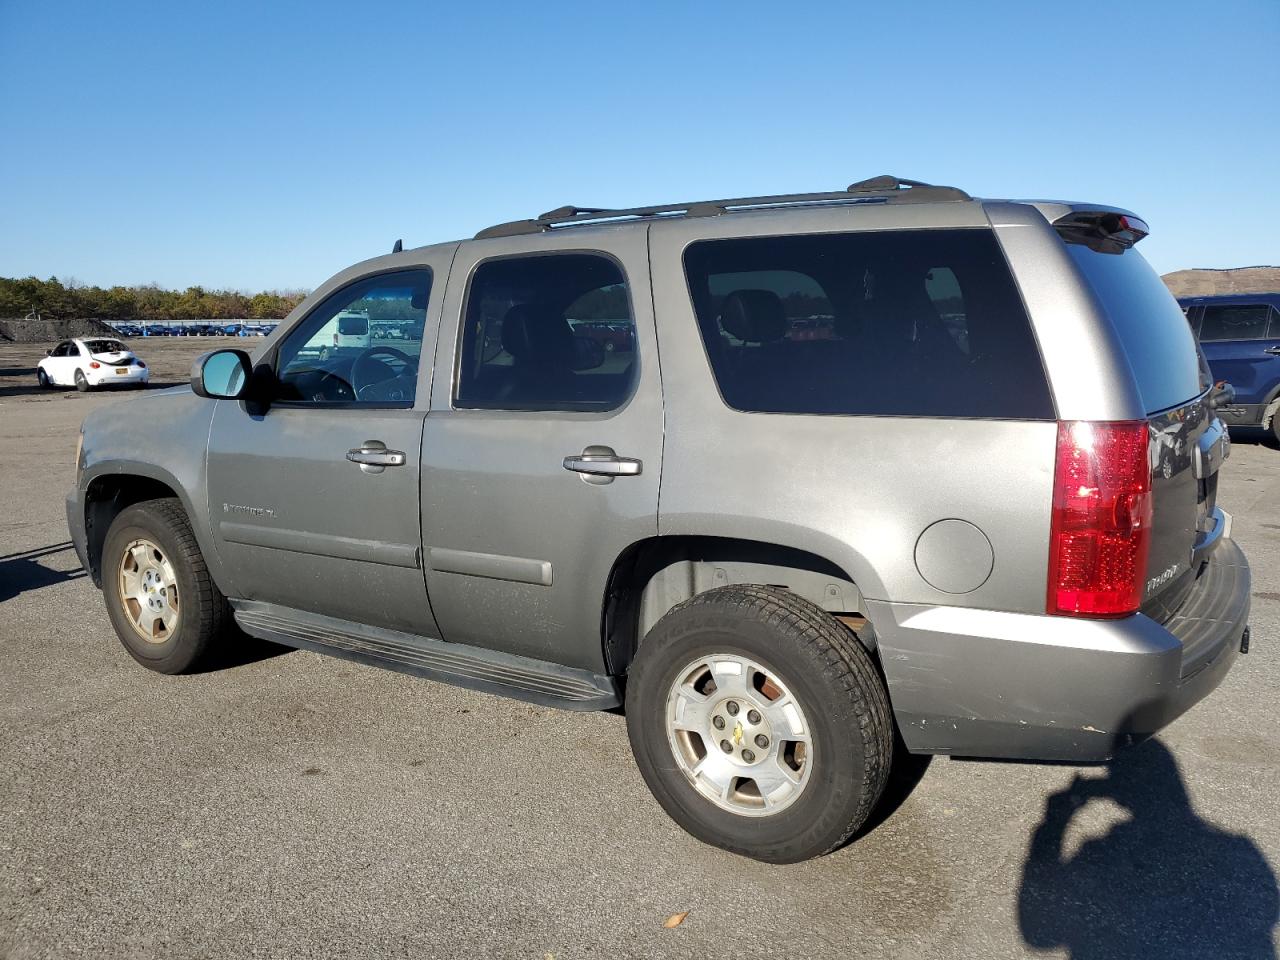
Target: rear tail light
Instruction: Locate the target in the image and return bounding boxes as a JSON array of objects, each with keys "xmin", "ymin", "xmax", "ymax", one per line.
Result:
[
  {"xmin": 1047, "ymin": 421, "xmax": 1152, "ymax": 618},
  {"xmin": 137, "ymin": 360, "xmax": 146, "ymax": 368},
  {"xmin": 89, "ymin": 361, "xmax": 101, "ymax": 369}
]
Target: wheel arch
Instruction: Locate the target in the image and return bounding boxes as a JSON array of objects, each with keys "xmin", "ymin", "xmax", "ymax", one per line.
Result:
[
  {"xmin": 601, "ymin": 535, "xmax": 872, "ymax": 676},
  {"xmin": 82, "ymin": 464, "xmax": 214, "ymax": 589}
]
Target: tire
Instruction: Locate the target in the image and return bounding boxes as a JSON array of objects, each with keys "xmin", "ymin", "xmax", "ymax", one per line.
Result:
[
  {"xmin": 101, "ymin": 498, "xmax": 229, "ymax": 674},
  {"xmin": 626, "ymin": 585, "xmax": 894, "ymax": 863},
  {"xmin": 37, "ymin": 368, "xmax": 50, "ymax": 389},
  {"xmin": 74, "ymin": 368, "xmax": 90, "ymax": 392}
]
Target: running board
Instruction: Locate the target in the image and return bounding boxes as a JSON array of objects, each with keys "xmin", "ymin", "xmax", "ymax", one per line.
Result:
[{"xmin": 231, "ymin": 600, "xmax": 621, "ymax": 711}]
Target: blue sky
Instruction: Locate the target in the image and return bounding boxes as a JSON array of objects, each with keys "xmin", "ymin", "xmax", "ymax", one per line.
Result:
[{"xmin": 1, "ymin": 0, "xmax": 1276, "ymax": 292}]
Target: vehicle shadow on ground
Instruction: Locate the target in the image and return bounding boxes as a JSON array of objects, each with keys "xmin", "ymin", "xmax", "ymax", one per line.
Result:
[
  {"xmin": 189, "ymin": 633, "xmax": 294, "ymax": 673},
  {"xmin": 1229, "ymin": 426, "xmax": 1280, "ymax": 450},
  {"xmin": 0, "ymin": 380, "xmax": 56, "ymax": 399},
  {"xmin": 0, "ymin": 381, "xmax": 175, "ymax": 400},
  {"xmin": 857, "ymin": 734, "xmax": 934, "ymax": 838},
  {"xmin": 1017, "ymin": 739, "xmax": 1279, "ymax": 959},
  {"xmin": 0, "ymin": 542, "xmax": 87, "ymax": 602}
]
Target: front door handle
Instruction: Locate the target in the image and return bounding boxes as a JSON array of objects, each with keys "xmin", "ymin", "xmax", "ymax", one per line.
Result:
[
  {"xmin": 347, "ymin": 440, "xmax": 406, "ymax": 474},
  {"xmin": 563, "ymin": 445, "xmax": 642, "ymax": 484},
  {"xmin": 1264, "ymin": 346, "xmax": 1280, "ymax": 356}
]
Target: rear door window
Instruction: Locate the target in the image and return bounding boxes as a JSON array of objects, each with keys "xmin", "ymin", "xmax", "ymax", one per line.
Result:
[
  {"xmin": 682, "ymin": 229, "xmax": 1054, "ymax": 419},
  {"xmin": 456, "ymin": 253, "xmax": 637, "ymax": 411},
  {"xmin": 1198, "ymin": 304, "xmax": 1274, "ymax": 342}
]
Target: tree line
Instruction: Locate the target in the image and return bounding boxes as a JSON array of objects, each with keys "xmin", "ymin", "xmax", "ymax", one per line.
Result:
[{"xmin": 0, "ymin": 276, "xmax": 308, "ymax": 322}]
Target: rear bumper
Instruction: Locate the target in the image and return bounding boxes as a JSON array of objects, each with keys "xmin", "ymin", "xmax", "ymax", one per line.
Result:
[
  {"xmin": 87, "ymin": 367, "xmax": 149, "ymax": 386},
  {"xmin": 871, "ymin": 526, "xmax": 1251, "ymax": 762}
]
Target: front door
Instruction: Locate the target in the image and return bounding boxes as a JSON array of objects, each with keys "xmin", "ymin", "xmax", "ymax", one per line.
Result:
[
  {"xmin": 422, "ymin": 229, "xmax": 663, "ymax": 674},
  {"xmin": 47, "ymin": 341, "xmax": 77, "ymax": 384},
  {"xmin": 206, "ymin": 262, "xmax": 447, "ymax": 636}
]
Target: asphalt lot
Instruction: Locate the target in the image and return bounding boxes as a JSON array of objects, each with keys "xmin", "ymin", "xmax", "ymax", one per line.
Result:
[{"xmin": 2, "ymin": 338, "xmax": 1278, "ymax": 959}]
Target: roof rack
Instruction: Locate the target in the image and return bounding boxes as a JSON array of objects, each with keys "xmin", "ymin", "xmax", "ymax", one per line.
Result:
[{"xmin": 475, "ymin": 175, "xmax": 971, "ymax": 240}]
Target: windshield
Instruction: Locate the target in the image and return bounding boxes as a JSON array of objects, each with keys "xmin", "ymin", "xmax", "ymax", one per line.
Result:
[
  {"xmin": 1065, "ymin": 244, "xmax": 1202, "ymax": 414},
  {"xmin": 83, "ymin": 339, "xmax": 125, "ymax": 354}
]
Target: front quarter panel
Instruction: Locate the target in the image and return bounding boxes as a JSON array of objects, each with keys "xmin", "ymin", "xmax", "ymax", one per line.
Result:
[{"xmin": 78, "ymin": 387, "xmax": 231, "ymax": 594}]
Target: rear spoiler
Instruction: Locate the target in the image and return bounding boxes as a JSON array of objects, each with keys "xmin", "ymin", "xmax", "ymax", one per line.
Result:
[{"xmin": 1051, "ymin": 209, "xmax": 1150, "ymax": 255}]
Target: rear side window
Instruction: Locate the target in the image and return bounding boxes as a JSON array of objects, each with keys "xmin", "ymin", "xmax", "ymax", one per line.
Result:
[
  {"xmin": 683, "ymin": 229, "xmax": 1054, "ymax": 419},
  {"xmin": 456, "ymin": 253, "xmax": 637, "ymax": 411},
  {"xmin": 1198, "ymin": 304, "xmax": 1274, "ymax": 342},
  {"xmin": 1065, "ymin": 244, "xmax": 1203, "ymax": 414}
]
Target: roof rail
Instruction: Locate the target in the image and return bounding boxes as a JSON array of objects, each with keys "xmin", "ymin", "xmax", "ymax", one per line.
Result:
[{"xmin": 475, "ymin": 175, "xmax": 971, "ymax": 240}]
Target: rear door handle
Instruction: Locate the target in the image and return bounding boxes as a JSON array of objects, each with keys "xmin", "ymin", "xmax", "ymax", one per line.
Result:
[
  {"xmin": 347, "ymin": 440, "xmax": 406, "ymax": 474},
  {"xmin": 563, "ymin": 445, "xmax": 642, "ymax": 484}
]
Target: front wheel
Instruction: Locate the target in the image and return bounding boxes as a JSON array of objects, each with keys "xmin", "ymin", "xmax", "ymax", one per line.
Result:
[
  {"xmin": 37, "ymin": 368, "xmax": 51, "ymax": 388},
  {"xmin": 626, "ymin": 585, "xmax": 894, "ymax": 863},
  {"xmin": 102, "ymin": 498, "xmax": 230, "ymax": 673}
]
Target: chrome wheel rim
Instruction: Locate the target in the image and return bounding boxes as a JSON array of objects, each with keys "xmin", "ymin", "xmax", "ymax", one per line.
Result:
[
  {"xmin": 664, "ymin": 654, "xmax": 813, "ymax": 817},
  {"xmin": 117, "ymin": 538, "xmax": 180, "ymax": 643}
]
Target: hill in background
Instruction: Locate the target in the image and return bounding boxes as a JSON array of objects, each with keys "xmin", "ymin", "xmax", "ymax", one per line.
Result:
[{"xmin": 1162, "ymin": 266, "xmax": 1280, "ymax": 298}]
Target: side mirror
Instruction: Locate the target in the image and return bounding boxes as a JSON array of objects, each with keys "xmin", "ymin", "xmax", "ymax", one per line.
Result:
[
  {"xmin": 192, "ymin": 349, "xmax": 252, "ymax": 399},
  {"xmin": 46, "ymin": 349, "xmax": 53, "ymax": 356},
  {"xmin": 1210, "ymin": 379, "xmax": 1236, "ymax": 410}
]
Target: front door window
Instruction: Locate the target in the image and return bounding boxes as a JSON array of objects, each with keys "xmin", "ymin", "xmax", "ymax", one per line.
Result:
[{"xmin": 275, "ymin": 270, "xmax": 432, "ymax": 405}]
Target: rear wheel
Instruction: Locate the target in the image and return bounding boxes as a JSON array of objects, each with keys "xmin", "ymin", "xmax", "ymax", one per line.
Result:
[
  {"xmin": 74, "ymin": 368, "xmax": 90, "ymax": 392},
  {"xmin": 626, "ymin": 585, "xmax": 894, "ymax": 863},
  {"xmin": 102, "ymin": 498, "xmax": 230, "ymax": 673}
]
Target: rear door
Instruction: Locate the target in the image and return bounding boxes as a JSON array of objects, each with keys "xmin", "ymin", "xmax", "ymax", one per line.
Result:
[
  {"xmin": 205, "ymin": 261, "xmax": 448, "ymax": 636},
  {"xmin": 421, "ymin": 227, "xmax": 662, "ymax": 674},
  {"xmin": 1198, "ymin": 302, "xmax": 1280, "ymax": 408},
  {"xmin": 1064, "ymin": 244, "xmax": 1222, "ymax": 620}
]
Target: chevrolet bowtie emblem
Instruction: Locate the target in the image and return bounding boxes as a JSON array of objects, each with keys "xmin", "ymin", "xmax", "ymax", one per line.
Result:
[{"xmin": 732, "ymin": 722, "xmax": 744, "ymax": 746}]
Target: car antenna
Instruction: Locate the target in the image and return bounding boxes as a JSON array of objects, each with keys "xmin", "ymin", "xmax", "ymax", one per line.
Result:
[{"xmin": 392, "ymin": 238, "xmax": 403, "ymax": 253}]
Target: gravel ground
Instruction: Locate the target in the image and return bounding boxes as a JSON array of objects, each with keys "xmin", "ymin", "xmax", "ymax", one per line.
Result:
[{"xmin": 1, "ymin": 338, "xmax": 1278, "ymax": 960}]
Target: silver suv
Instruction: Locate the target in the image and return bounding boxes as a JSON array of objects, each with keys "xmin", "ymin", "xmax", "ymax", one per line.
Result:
[{"xmin": 67, "ymin": 176, "xmax": 1252, "ymax": 863}]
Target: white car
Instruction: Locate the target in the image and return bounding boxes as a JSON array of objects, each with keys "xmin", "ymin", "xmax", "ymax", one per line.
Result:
[{"xmin": 36, "ymin": 337, "xmax": 150, "ymax": 391}]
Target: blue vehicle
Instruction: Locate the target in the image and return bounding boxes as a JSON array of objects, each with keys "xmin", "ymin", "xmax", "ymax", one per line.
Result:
[{"xmin": 1180, "ymin": 293, "xmax": 1280, "ymax": 443}]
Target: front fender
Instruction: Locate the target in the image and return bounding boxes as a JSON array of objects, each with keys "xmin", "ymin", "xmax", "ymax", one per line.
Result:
[{"xmin": 78, "ymin": 391, "xmax": 235, "ymax": 596}]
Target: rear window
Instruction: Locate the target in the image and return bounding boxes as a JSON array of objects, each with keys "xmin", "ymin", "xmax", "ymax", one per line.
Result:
[
  {"xmin": 337, "ymin": 313, "xmax": 368, "ymax": 336},
  {"xmin": 83, "ymin": 339, "xmax": 124, "ymax": 354},
  {"xmin": 1065, "ymin": 244, "xmax": 1202, "ymax": 414},
  {"xmin": 683, "ymin": 229, "xmax": 1054, "ymax": 419}
]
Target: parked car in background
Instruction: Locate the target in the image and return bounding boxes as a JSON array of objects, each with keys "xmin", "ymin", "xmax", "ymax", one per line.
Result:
[
  {"xmin": 312, "ymin": 308, "xmax": 371, "ymax": 359},
  {"xmin": 569, "ymin": 318, "xmax": 634, "ymax": 352},
  {"xmin": 1180, "ymin": 293, "xmax": 1280, "ymax": 443},
  {"xmin": 37, "ymin": 337, "xmax": 149, "ymax": 391},
  {"xmin": 69, "ymin": 176, "xmax": 1250, "ymax": 863}
]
